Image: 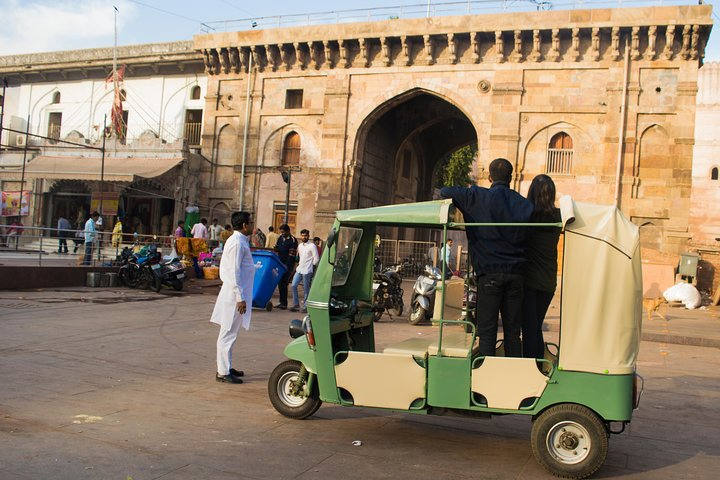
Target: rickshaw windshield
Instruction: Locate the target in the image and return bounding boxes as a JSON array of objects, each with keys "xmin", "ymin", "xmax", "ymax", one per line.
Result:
[{"xmin": 331, "ymin": 226, "xmax": 363, "ymax": 287}]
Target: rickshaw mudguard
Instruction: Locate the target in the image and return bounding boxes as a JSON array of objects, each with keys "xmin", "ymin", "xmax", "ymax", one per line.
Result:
[
  {"xmin": 283, "ymin": 337, "xmax": 317, "ymax": 374},
  {"xmin": 533, "ymin": 370, "xmax": 635, "ymax": 422}
]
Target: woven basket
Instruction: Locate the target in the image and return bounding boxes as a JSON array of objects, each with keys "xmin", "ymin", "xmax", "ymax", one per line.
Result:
[{"xmin": 203, "ymin": 266, "xmax": 219, "ymax": 280}]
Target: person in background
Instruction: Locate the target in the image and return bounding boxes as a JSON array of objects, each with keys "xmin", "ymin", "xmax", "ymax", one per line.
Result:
[
  {"xmin": 265, "ymin": 225, "xmax": 280, "ymax": 249},
  {"xmin": 273, "ymin": 224, "xmax": 298, "ymax": 310},
  {"xmin": 191, "ymin": 217, "xmax": 208, "ymax": 240},
  {"xmin": 111, "ymin": 217, "xmax": 124, "ymax": 248},
  {"xmin": 521, "ymin": 174, "xmax": 562, "ymax": 359},
  {"xmin": 313, "ymin": 236, "xmax": 323, "ymax": 256},
  {"xmin": 57, "ymin": 215, "xmax": 72, "ymax": 254},
  {"xmin": 208, "ymin": 218, "xmax": 223, "ymax": 249},
  {"xmin": 174, "ymin": 220, "xmax": 185, "ymax": 238},
  {"xmin": 291, "ymin": 229, "xmax": 320, "ymax": 313},
  {"xmin": 210, "ymin": 211, "xmax": 255, "ymax": 384},
  {"xmin": 83, "ymin": 211, "xmax": 99, "ymax": 265},
  {"xmin": 6, "ymin": 218, "xmax": 23, "ymax": 248},
  {"xmin": 220, "ymin": 224, "xmax": 233, "ymax": 246},
  {"xmin": 251, "ymin": 227, "xmax": 266, "ymax": 248},
  {"xmin": 440, "ymin": 158, "xmax": 533, "ymax": 358},
  {"xmin": 439, "ymin": 238, "xmax": 455, "ymax": 274}
]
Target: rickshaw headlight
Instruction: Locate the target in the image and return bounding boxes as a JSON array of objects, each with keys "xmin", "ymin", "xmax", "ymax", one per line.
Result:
[{"xmin": 288, "ymin": 319, "xmax": 305, "ymax": 339}]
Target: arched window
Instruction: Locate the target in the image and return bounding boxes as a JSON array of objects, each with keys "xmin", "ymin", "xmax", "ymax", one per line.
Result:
[
  {"xmin": 712, "ymin": 167, "xmax": 719, "ymax": 181},
  {"xmin": 52, "ymin": 91, "xmax": 61, "ymax": 104},
  {"xmin": 546, "ymin": 131, "xmax": 573, "ymax": 174},
  {"xmin": 282, "ymin": 132, "xmax": 301, "ymax": 166},
  {"xmin": 190, "ymin": 86, "xmax": 201, "ymax": 100}
]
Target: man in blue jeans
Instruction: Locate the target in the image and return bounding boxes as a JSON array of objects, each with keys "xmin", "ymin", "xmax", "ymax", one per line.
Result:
[
  {"xmin": 440, "ymin": 158, "xmax": 533, "ymax": 357},
  {"xmin": 291, "ymin": 229, "xmax": 319, "ymax": 313}
]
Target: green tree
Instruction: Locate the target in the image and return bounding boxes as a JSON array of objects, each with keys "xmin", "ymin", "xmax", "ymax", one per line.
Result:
[{"xmin": 436, "ymin": 145, "xmax": 477, "ymax": 188}]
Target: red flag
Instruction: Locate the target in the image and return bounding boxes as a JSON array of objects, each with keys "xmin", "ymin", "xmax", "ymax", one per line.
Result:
[{"xmin": 105, "ymin": 64, "xmax": 126, "ymax": 84}]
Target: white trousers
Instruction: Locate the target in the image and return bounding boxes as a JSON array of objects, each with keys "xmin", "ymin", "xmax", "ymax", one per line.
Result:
[{"xmin": 216, "ymin": 319, "xmax": 242, "ymax": 375}]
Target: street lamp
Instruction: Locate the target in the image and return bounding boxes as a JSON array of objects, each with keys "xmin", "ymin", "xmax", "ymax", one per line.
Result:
[{"xmin": 281, "ymin": 169, "xmax": 291, "ymax": 225}]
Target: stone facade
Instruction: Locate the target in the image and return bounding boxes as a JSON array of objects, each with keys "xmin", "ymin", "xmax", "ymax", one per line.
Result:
[
  {"xmin": 195, "ymin": 5, "xmax": 713, "ymax": 251},
  {"xmin": 688, "ymin": 62, "xmax": 720, "ymax": 292}
]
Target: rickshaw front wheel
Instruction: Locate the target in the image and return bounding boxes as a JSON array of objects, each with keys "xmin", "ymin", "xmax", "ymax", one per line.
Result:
[
  {"xmin": 268, "ymin": 360, "xmax": 321, "ymax": 420},
  {"xmin": 531, "ymin": 404, "xmax": 608, "ymax": 479}
]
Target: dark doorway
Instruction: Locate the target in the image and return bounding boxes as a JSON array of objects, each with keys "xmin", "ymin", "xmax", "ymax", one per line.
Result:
[{"xmin": 352, "ymin": 90, "xmax": 476, "ymax": 210}]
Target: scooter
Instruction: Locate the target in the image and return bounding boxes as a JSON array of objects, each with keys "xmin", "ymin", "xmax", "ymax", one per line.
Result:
[
  {"xmin": 408, "ymin": 265, "xmax": 451, "ymax": 325},
  {"xmin": 149, "ymin": 255, "xmax": 186, "ymax": 292},
  {"xmin": 371, "ymin": 263, "xmax": 404, "ymax": 321}
]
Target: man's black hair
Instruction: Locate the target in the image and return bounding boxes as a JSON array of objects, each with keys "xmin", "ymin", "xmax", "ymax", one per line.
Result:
[
  {"xmin": 91, "ymin": 211, "xmax": 99, "ymax": 218},
  {"xmin": 231, "ymin": 211, "xmax": 251, "ymax": 230},
  {"xmin": 279, "ymin": 223, "xmax": 290, "ymax": 232},
  {"xmin": 268, "ymin": 226, "xmax": 274, "ymax": 232},
  {"xmin": 300, "ymin": 228, "xmax": 309, "ymax": 235},
  {"xmin": 489, "ymin": 158, "xmax": 513, "ymax": 183},
  {"xmin": 177, "ymin": 220, "xmax": 184, "ymax": 226},
  {"xmin": 200, "ymin": 218, "xmax": 207, "ymax": 224}
]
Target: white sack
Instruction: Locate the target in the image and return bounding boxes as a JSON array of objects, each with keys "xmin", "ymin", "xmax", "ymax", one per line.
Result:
[{"xmin": 663, "ymin": 282, "xmax": 702, "ymax": 309}]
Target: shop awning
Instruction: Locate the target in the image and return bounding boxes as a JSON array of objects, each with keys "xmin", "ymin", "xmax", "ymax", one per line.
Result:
[{"xmin": 1, "ymin": 155, "xmax": 184, "ymax": 181}]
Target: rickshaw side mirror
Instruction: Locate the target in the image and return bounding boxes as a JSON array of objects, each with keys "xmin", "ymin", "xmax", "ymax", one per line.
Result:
[{"xmin": 326, "ymin": 228, "xmax": 337, "ymax": 264}]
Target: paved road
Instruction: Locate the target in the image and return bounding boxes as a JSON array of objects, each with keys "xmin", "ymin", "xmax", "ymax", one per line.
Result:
[{"xmin": 0, "ymin": 285, "xmax": 718, "ymax": 479}]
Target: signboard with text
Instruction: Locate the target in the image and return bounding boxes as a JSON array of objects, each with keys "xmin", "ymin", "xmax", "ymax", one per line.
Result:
[
  {"xmin": 1, "ymin": 191, "xmax": 30, "ymax": 217},
  {"xmin": 90, "ymin": 191, "xmax": 120, "ymax": 216}
]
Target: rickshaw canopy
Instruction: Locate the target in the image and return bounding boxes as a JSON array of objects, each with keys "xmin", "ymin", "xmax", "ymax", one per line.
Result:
[
  {"xmin": 558, "ymin": 196, "xmax": 642, "ymax": 375},
  {"xmin": 336, "ymin": 199, "xmax": 464, "ymax": 228}
]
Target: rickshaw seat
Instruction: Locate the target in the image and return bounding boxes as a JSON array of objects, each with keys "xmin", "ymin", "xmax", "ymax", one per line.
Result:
[
  {"xmin": 427, "ymin": 332, "xmax": 478, "ymax": 358},
  {"xmin": 383, "ymin": 338, "xmax": 433, "ymax": 357},
  {"xmin": 382, "ymin": 331, "xmax": 478, "ymax": 358}
]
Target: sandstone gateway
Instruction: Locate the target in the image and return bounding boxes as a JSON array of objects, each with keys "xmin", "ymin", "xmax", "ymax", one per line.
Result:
[{"xmin": 195, "ymin": 4, "xmax": 712, "ymax": 253}]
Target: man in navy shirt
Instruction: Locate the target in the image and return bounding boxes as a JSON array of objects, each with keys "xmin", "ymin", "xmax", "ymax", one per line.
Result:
[
  {"xmin": 274, "ymin": 224, "xmax": 298, "ymax": 310},
  {"xmin": 441, "ymin": 158, "xmax": 533, "ymax": 358}
]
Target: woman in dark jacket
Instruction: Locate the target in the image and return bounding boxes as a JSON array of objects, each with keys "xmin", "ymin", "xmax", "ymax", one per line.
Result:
[{"xmin": 522, "ymin": 175, "xmax": 562, "ymax": 359}]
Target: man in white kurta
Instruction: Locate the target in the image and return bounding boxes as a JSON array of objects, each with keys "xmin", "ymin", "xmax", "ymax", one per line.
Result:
[{"xmin": 210, "ymin": 211, "xmax": 254, "ymax": 384}]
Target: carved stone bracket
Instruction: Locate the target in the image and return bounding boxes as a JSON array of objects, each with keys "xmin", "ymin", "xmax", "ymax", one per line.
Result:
[
  {"xmin": 546, "ymin": 29, "xmax": 560, "ymax": 62},
  {"xmin": 509, "ymin": 30, "xmax": 522, "ymax": 63},
  {"xmin": 494, "ymin": 31, "xmax": 505, "ymax": 63},
  {"xmin": 528, "ymin": 30, "xmax": 542, "ymax": 62},
  {"xmin": 199, "ymin": 21, "xmax": 709, "ymax": 75}
]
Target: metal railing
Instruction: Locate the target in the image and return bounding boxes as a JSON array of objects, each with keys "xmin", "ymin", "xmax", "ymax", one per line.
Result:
[
  {"xmin": 546, "ymin": 148, "xmax": 573, "ymax": 175},
  {"xmin": 0, "ymin": 225, "xmax": 176, "ymax": 267},
  {"xmin": 202, "ymin": 0, "xmax": 692, "ymax": 32},
  {"xmin": 183, "ymin": 122, "xmax": 202, "ymax": 146}
]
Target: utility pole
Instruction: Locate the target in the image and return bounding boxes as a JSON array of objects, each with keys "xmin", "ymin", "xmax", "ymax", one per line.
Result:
[{"xmin": 17, "ymin": 114, "xmax": 30, "ymax": 250}]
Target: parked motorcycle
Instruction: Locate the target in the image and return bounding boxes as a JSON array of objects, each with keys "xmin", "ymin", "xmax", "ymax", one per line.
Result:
[
  {"xmin": 408, "ymin": 265, "xmax": 450, "ymax": 325},
  {"xmin": 371, "ymin": 263, "xmax": 404, "ymax": 321},
  {"xmin": 118, "ymin": 245, "xmax": 185, "ymax": 292}
]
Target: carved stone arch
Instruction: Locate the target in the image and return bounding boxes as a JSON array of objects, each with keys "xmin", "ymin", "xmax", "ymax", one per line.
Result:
[
  {"xmin": 635, "ymin": 123, "xmax": 673, "ymax": 199},
  {"xmin": 519, "ymin": 120, "xmax": 592, "ymax": 187},
  {"xmin": 352, "ymin": 87, "xmax": 479, "ymax": 172},
  {"xmin": 215, "ymin": 123, "xmax": 238, "ymax": 189},
  {"xmin": 261, "ymin": 124, "xmax": 317, "ymax": 168},
  {"xmin": 49, "ymin": 179, "xmax": 90, "ymax": 194},
  {"xmin": 350, "ymin": 87, "xmax": 477, "ymax": 211},
  {"xmin": 211, "ymin": 201, "xmax": 232, "ymax": 226}
]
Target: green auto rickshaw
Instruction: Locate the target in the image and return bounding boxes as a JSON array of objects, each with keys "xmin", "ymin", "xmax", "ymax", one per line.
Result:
[{"xmin": 268, "ymin": 197, "xmax": 643, "ymax": 479}]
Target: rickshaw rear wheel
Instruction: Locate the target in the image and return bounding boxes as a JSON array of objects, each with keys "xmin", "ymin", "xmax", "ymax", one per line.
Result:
[
  {"xmin": 531, "ymin": 404, "xmax": 608, "ymax": 479},
  {"xmin": 268, "ymin": 360, "xmax": 321, "ymax": 420}
]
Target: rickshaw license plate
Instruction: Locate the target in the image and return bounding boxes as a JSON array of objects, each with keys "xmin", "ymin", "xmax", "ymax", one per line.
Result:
[{"xmin": 177, "ymin": 273, "xmax": 185, "ymax": 279}]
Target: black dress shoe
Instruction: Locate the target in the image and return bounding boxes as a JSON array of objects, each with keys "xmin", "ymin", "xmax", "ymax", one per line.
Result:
[
  {"xmin": 276, "ymin": 304, "xmax": 287, "ymax": 310},
  {"xmin": 216, "ymin": 373, "xmax": 243, "ymax": 384},
  {"xmin": 229, "ymin": 368, "xmax": 244, "ymax": 377}
]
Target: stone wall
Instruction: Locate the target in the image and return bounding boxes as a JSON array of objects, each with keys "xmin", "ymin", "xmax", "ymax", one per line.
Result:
[{"xmin": 195, "ymin": 5, "xmax": 712, "ymax": 244}]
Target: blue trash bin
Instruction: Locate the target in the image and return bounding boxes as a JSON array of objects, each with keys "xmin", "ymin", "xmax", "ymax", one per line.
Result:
[{"xmin": 251, "ymin": 249, "xmax": 287, "ymax": 311}]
